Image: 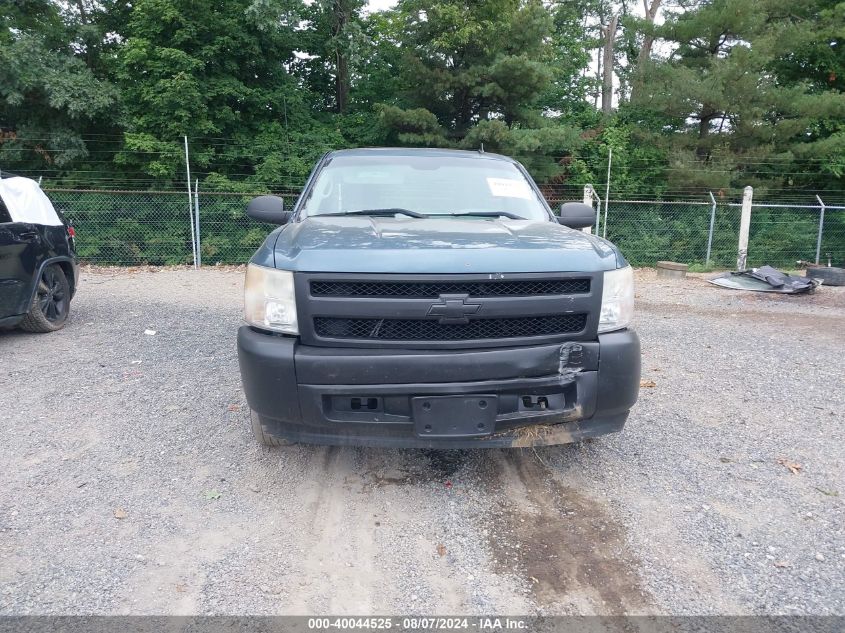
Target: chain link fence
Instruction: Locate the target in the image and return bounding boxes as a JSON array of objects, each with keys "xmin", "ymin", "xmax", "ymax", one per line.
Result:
[
  {"xmin": 598, "ymin": 200, "xmax": 844, "ymax": 269},
  {"xmin": 45, "ymin": 187, "xmax": 845, "ymax": 269},
  {"xmin": 600, "ymin": 201, "xmax": 725, "ymax": 267},
  {"xmin": 48, "ymin": 190, "xmax": 194, "ymax": 265},
  {"xmin": 47, "ymin": 189, "xmax": 297, "ymax": 266}
]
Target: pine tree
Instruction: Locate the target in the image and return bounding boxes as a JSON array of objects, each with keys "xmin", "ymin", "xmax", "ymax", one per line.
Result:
[
  {"xmin": 383, "ymin": 0, "xmax": 555, "ymax": 138},
  {"xmin": 629, "ymin": 0, "xmax": 845, "ymax": 193}
]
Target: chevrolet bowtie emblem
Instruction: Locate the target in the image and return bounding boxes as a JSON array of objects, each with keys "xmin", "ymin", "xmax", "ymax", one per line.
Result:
[{"xmin": 427, "ymin": 294, "xmax": 481, "ymax": 324}]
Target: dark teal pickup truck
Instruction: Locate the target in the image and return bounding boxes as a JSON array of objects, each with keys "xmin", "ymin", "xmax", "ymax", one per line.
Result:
[{"xmin": 237, "ymin": 148, "xmax": 640, "ymax": 448}]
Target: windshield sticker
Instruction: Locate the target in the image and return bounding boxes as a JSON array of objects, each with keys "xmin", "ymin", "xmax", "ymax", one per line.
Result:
[{"xmin": 486, "ymin": 177, "xmax": 532, "ymax": 199}]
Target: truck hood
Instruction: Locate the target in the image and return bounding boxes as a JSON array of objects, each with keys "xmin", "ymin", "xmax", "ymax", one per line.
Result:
[{"xmin": 265, "ymin": 216, "xmax": 620, "ymax": 273}]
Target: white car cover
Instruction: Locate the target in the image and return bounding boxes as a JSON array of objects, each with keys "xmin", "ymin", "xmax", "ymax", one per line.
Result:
[{"xmin": 0, "ymin": 176, "xmax": 63, "ymax": 226}]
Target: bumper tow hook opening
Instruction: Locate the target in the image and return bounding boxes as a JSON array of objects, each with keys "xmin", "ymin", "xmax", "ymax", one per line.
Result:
[{"xmin": 522, "ymin": 395, "xmax": 549, "ymax": 410}]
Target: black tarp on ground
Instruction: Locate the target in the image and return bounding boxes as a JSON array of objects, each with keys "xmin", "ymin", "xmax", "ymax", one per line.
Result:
[{"xmin": 709, "ymin": 266, "xmax": 820, "ymax": 294}]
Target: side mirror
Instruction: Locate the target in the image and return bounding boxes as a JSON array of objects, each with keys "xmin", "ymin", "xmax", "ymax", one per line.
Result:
[
  {"xmin": 557, "ymin": 202, "xmax": 595, "ymax": 229},
  {"xmin": 247, "ymin": 195, "xmax": 290, "ymax": 224}
]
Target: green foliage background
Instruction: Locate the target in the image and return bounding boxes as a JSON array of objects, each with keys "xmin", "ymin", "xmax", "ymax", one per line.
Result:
[
  {"xmin": 44, "ymin": 188, "xmax": 845, "ymax": 268},
  {"xmin": 2, "ymin": 0, "xmax": 845, "ymax": 266}
]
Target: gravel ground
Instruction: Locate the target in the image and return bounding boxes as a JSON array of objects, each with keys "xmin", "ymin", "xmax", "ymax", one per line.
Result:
[{"xmin": 0, "ymin": 266, "xmax": 842, "ymax": 615}]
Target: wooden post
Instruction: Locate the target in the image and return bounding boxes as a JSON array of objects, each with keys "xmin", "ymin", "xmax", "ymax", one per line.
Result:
[
  {"xmin": 583, "ymin": 184, "xmax": 594, "ymax": 234},
  {"xmin": 737, "ymin": 186, "xmax": 753, "ymax": 270}
]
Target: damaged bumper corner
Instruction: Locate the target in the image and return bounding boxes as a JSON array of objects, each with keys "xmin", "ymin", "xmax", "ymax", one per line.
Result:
[{"xmin": 495, "ymin": 413, "xmax": 630, "ymax": 448}]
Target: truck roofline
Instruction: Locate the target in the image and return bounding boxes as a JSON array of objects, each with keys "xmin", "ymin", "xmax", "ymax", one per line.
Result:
[{"xmin": 326, "ymin": 147, "xmax": 518, "ymax": 163}]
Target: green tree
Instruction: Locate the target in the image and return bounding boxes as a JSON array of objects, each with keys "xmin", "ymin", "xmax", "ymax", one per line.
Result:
[
  {"xmin": 628, "ymin": 0, "xmax": 845, "ymax": 194},
  {"xmin": 537, "ymin": 0, "xmax": 603, "ymax": 117},
  {"xmin": 114, "ymin": 0, "xmax": 322, "ymax": 184},
  {"xmin": 760, "ymin": 0, "xmax": 845, "ymax": 182},
  {"xmin": 369, "ymin": 0, "xmax": 590, "ymax": 180},
  {"xmin": 299, "ymin": 0, "xmax": 368, "ymax": 113},
  {"xmin": 0, "ymin": 0, "xmax": 118, "ymax": 172},
  {"xmin": 384, "ymin": 0, "xmax": 555, "ymax": 139}
]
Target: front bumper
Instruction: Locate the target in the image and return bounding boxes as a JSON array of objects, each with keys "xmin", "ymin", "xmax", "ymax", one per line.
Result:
[{"xmin": 237, "ymin": 327, "xmax": 641, "ymax": 448}]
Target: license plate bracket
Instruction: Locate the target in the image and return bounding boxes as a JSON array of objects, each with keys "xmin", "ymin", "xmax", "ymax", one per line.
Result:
[{"xmin": 411, "ymin": 395, "xmax": 498, "ymax": 438}]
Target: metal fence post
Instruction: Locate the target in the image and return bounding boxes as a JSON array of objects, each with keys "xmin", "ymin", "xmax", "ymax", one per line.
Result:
[
  {"xmin": 815, "ymin": 195, "xmax": 826, "ymax": 265},
  {"xmin": 737, "ymin": 186, "xmax": 753, "ymax": 270},
  {"xmin": 706, "ymin": 191, "xmax": 717, "ymax": 266},
  {"xmin": 184, "ymin": 136, "xmax": 197, "ymax": 269},
  {"xmin": 603, "ymin": 148, "xmax": 612, "ymax": 239},
  {"xmin": 195, "ymin": 179, "xmax": 201, "ymax": 268}
]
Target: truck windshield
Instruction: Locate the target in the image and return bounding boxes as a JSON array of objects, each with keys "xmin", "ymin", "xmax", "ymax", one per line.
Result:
[{"xmin": 300, "ymin": 155, "xmax": 550, "ymax": 221}]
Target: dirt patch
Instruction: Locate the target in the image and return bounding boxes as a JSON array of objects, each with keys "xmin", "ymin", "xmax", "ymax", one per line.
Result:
[
  {"xmin": 362, "ymin": 449, "xmax": 471, "ymax": 488},
  {"xmin": 638, "ymin": 300, "xmax": 845, "ymax": 338},
  {"xmin": 487, "ymin": 452, "xmax": 652, "ymax": 614},
  {"xmin": 421, "ymin": 449, "xmax": 468, "ymax": 478}
]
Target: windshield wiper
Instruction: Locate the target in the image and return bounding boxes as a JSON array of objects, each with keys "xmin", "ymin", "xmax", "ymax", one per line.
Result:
[
  {"xmin": 316, "ymin": 208, "xmax": 428, "ymax": 218},
  {"xmin": 445, "ymin": 211, "xmax": 527, "ymax": 220}
]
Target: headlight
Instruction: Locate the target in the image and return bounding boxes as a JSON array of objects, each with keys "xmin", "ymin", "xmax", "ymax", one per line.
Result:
[
  {"xmin": 244, "ymin": 264, "xmax": 298, "ymax": 334},
  {"xmin": 598, "ymin": 266, "xmax": 634, "ymax": 333}
]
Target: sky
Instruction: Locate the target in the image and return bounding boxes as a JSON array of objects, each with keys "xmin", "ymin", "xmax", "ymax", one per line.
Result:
[
  {"xmin": 365, "ymin": 0, "xmax": 664, "ymax": 17},
  {"xmin": 366, "ymin": 0, "xmax": 398, "ymax": 12}
]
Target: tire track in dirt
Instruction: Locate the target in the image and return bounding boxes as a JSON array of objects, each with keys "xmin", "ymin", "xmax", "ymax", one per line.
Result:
[
  {"xmin": 285, "ymin": 446, "xmax": 383, "ymax": 613},
  {"xmin": 280, "ymin": 447, "xmax": 534, "ymax": 614},
  {"xmin": 485, "ymin": 451, "xmax": 653, "ymax": 614}
]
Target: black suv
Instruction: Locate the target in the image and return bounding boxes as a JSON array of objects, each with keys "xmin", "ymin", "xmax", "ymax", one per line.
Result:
[{"xmin": 0, "ymin": 176, "xmax": 80, "ymax": 333}]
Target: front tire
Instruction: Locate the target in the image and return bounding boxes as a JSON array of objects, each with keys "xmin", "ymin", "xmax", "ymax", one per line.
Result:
[
  {"xmin": 250, "ymin": 409, "xmax": 295, "ymax": 447},
  {"xmin": 19, "ymin": 265, "xmax": 71, "ymax": 333}
]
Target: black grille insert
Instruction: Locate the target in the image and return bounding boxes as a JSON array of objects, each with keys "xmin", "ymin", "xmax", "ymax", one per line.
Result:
[
  {"xmin": 310, "ymin": 279, "xmax": 590, "ymax": 298},
  {"xmin": 314, "ymin": 315, "xmax": 587, "ymax": 341}
]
